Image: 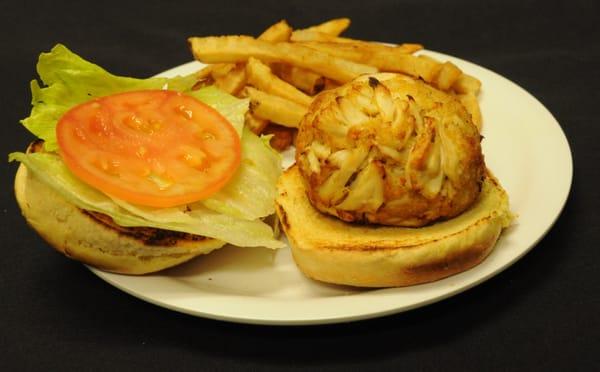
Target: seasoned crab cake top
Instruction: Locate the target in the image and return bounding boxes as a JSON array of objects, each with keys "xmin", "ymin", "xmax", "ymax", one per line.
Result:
[{"xmin": 295, "ymin": 73, "xmax": 485, "ymax": 227}]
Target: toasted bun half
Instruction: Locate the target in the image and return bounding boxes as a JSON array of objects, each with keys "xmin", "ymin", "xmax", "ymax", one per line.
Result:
[
  {"xmin": 276, "ymin": 165, "xmax": 513, "ymax": 287},
  {"xmin": 15, "ymin": 163, "xmax": 226, "ymax": 275}
]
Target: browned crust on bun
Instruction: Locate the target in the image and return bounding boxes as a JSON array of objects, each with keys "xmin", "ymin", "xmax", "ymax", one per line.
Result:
[
  {"xmin": 83, "ymin": 210, "xmax": 210, "ymax": 247},
  {"xmin": 275, "ymin": 165, "xmax": 513, "ymax": 287},
  {"xmin": 15, "ymin": 163, "xmax": 225, "ymax": 275}
]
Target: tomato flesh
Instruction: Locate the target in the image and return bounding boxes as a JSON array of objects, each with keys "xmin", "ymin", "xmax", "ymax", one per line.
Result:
[{"xmin": 56, "ymin": 90, "xmax": 241, "ymax": 207}]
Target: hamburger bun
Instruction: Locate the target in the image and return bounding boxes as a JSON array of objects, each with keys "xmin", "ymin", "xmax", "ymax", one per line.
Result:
[
  {"xmin": 278, "ymin": 73, "xmax": 513, "ymax": 288},
  {"xmin": 275, "ymin": 165, "xmax": 513, "ymax": 287},
  {"xmin": 15, "ymin": 145, "xmax": 226, "ymax": 275}
]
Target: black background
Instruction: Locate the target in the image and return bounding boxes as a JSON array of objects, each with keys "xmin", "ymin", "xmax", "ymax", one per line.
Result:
[{"xmin": 2, "ymin": 0, "xmax": 598, "ymax": 370}]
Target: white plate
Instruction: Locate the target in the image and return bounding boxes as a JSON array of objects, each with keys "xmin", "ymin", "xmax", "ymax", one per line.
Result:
[{"xmin": 90, "ymin": 51, "xmax": 573, "ymax": 325}]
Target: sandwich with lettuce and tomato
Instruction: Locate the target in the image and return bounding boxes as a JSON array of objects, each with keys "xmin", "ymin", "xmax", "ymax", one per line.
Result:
[{"xmin": 10, "ymin": 44, "xmax": 284, "ymax": 274}]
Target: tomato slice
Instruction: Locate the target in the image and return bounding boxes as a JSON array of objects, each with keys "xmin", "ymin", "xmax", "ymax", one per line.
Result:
[{"xmin": 56, "ymin": 90, "xmax": 241, "ymax": 207}]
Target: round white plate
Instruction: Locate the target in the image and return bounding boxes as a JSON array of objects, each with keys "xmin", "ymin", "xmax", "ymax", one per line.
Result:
[{"xmin": 90, "ymin": 51, "xmax": 573, "ymax": 325}]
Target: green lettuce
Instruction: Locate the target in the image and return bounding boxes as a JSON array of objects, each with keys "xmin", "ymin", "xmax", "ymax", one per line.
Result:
[
  {"xmin": 22, "ymin": 44, "xmax": 199, "ymax": 152},
  {"xmin": 187, "ymin": 86, "xmax": 247, "ymax": 136},
  {"xmin": 199, "ymin": 127, "xmax": 281, "ymax": 220},
  {"xmin": 12, "ymin": 44, "xmax": 284, "ymax": 249},
  {"xmin": 10, "ymin": 152, "xmax": 281, "ymax": 248}
]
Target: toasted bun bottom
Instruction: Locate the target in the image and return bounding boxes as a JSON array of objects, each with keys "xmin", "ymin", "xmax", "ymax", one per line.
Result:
[
  {"xmin": 276, "ymin": 165, "xmax": 513, "ymax": 287},
  {"xmin": 15, "ymin": 164, "xmax": 226, "ymax": 275}
]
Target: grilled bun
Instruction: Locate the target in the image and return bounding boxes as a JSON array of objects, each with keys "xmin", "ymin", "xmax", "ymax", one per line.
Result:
[
  {"xmin": 279, "ymin": 73, "xmax": 513, "ymax": 287},
  {"xmin": 14, "ymin": 146, "xmax": 225, "ymax": 275},
  {"xmin": 276, "ymin": 165, "xmax": 513, "ymax": 287}
]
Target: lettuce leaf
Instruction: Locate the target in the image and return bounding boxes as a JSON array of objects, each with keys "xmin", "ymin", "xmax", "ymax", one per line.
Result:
[
  {"xmin": 10, "ymin": 152, "xmax": 283, "ymax": 249},
  {"xmin": 187, "ymin": 86, "xmax": 247, "ymax": 136},
  {"xmin": 14, "ymin": 44, "xmax": 284, "ymax": 249},
  {"xmin": 199, "ymin": 127, "xmax": 281, "ymax": 220},
  {"xmin": 22, "ymin": 44, "xmax": 198, "ymax": 152}
]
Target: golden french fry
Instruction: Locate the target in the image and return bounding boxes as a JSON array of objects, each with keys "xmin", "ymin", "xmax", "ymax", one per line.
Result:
[
  {"xmin": 290, "ymin": 30, "xmax": 423, "ymax": 53},
  {"xmin": 211, "ymin": 63, "xmax": 236, "ymax": 78},
  {"xmin": 244, "ymin": 86, "xmax": 308, "ymax": 128},
  {"xmin": 196, "ymin": 64, "xmax": 215, "ymax": 79},
  {"xmin": 412, "ymin": 55, "xmax": 443, "ymax": 81},
  {"xmin": 298, "ymin": 41, "xmax": 423, "ymax": 61},
  {"xmin": 297, "ymin": 18, "xmax": 351, "ymax": 36},
  {"xmin": 452, "ymin": 73, "xmax": 482, "ymax": 95},
  {"xmin": 457, "ymin": 93, "xmax": 483, "ymax": 130},
  {"xmin": 290, "ymin": 29, "xmax": 338, "ymax": 42},
  {"xmin": 198, "ymin": 20, "xmax": 292, "ymax": 92},
  {"xmin": 188, "ymin": 36, "xmax": 378, "ymax": 83},
  {"xmin": 190, "ymin": 18, "xmax": 484, "ymax": 145},
  {"xmin": 332, "ymin": 37, "xmax": 423, "ymax": 50},
  {"xmin": 258, "ymin": 19, "xmax": 293, "ymax": 42},
  {"xmin": 292, "ymin": 41, "xmax": 458, "ymax": 89},
  {"xmin": 244, "ymin": 111, "xmax": 270, "ymax": 135},
  {"xmin": 392, "ymin": 43, "xmax": 423, "ymax": 54},
  {"xmin": 435, "ymin": 61, "xmax": 462, "ymax": 91},
  {"xmin": 373, "ymin": 54, "xmax": 439, "ymax": 82},
  {"xmin": 213, "ymin": 63, "xmax": 247, "ymax": 95},
  {"xmin": 291, "ymin": 30, "xmax": 378, "ymax": 43},
  {"xmin": 271, "ymin": 63, "xmax": 325, "ymax": 95},
  {"xmin": 246, "ymin": 57, "xmax": 312, "ymax": 106}
]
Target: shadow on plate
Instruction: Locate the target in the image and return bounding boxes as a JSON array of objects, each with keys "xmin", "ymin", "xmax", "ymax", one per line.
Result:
[{"xmin": 160, "ymin": 244, "xmax": 366, "ymax": 298}]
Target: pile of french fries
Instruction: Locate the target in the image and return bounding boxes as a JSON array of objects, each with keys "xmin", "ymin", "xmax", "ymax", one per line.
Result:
[{"xmin": 188, "ymin": 18, "xmax": 482, "ymax": 151}]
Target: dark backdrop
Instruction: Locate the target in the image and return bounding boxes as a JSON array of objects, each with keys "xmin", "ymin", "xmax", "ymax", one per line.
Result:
[{"xmin": 1, "ymin": 1, "xmax": 598, "ymax": 371}]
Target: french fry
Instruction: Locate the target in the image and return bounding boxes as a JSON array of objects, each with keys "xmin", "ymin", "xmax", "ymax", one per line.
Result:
[
  {"xmin": 292, "ymin": 29, "xmax": 377, "ymax": 43},
  {"xmin": 188, "ymin": 36, "xmax": 378, "ymax": 83},
  {"xmin": 298, "ymin": 41, "xmax": 423, "ymax": 61},
  {"xmin": 258, "ymin": 19, "xmax": 293, "ymax": 42},
  {"xmin": 435, "ymin": 61, "xmax": 462, "ymax": 91},
  {"xmin": 197, "ymin": 20, "xmax": 293, "ymax": 93},
  {"xmin": 292, "ymin": 41, "xmax": 458, "ymax": 88},
  {"xmin": 212, "ymin": 63, "xmax": 247, "ymax": 95},
  {"xmin": 295, "ymin": 18, "xmax": 351, "ymax": 37},
  {"xmin": 367, "ymin": 51, "xmax": 445, "ymax": 84},
  {"xmin": 333, "ymin": 36, "xmax": 422, "ymax": 49},
  {"xmin": 211, "ymin": 63, "xmax": 236, "ymax": 78},
  {"xmin": 190, "ymin": 18, "xmax": 485, "ymax": 146},
  {"xmin": 291, "ymin": 30, "xmax": 424, "ymax": 54},
  {"xmin": 244, "ymin": 86, "xmax": 308, "ymax": 128},
  {"xmin": 452, "ymin": 73, "xmax": 482, "ymax": 95},
  {"xmin": 244, "ymin": 111, "xmax": 270, "ymax": 135},
  {"xmin": 412, "ymin": 55, "xmax": 443, "ymax": 81},
  {"xmin": 457, "ymin": 93, "xmax": 483, "ymax": 130},
  {"xmin": 290, "ymin": 29, "xmax": 336, "ymax": 42},
  {"xmin": 246, "ymin": 57, "xmax": 312, "ymax": 106},
  {"xmin": 271, "ymin": 63, "xmax": 325, "ymax": 95},
  {"xmin": 196, "ymin": 64, "xmax": 215, "ymax": 79}
]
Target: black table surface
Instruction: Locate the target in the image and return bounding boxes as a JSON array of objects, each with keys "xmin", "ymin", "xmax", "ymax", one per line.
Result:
[{"xmin": 2, "ymin": 0, "xmax": 598, "ymax": 370}]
